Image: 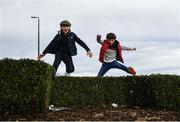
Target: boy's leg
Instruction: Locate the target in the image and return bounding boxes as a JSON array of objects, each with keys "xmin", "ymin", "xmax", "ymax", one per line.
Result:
[
  {"xmin": 53, "ymin": 51, "xmax": 62, "ymax": 74},
  {"xmin": 97, "ymin": 63, "xmax": 111, "ymax": 76},
  {"xmin": 111, "ymin": 60, "xmax": 136, "ymax": 75},
  {"xmin": 111, "ymin": 60, "xmax": 129, "ymax": 72},
  {"xmin": 62, "ymin": 53, "xmax": 75, "ymax": 74}
]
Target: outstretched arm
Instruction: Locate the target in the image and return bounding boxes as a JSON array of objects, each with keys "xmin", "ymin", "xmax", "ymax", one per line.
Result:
[
  {"xmin": 37, "ymin": 34, "xmax": 59, "ymax": 60},
  {"xmin": 122, "ymin": 46, "xmax": 136, "ymax": 51},
  {"xmin": 75, "ymin": 34, "xmax": 93, "ymax": 57}
]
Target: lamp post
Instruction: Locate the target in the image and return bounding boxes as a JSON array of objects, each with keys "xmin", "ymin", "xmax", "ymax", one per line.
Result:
[{"xmin": 31, "ymin": 16, "xmax": 40, "ymax": 57}]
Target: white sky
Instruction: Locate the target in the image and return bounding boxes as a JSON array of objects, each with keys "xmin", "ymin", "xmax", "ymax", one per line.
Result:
[{"xmin": 0, "ymin": 0, "xmax": 180, "ymax": 76}]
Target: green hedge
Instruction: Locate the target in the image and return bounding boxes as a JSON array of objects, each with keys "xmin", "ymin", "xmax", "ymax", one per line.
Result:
[
  {"xmin": 0, "ymin": 58, "xmax": 54, "ymax": 114},
  {"xmin": 51, "ymin": 75, "xmax": 180, "ymax": 111},
  {"xmin": 0, "ymin": 58, "xmax": 179, "ymax": 114}
]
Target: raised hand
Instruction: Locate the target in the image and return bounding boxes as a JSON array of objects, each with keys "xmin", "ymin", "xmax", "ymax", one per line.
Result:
[{"xmin": 97, "ymin": 34, "xmax": 101, "ymax": 41}]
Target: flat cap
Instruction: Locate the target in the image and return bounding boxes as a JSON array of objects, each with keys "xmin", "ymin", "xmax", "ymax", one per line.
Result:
[{"xmin": 60, "ymin": 20, "xmax": 71, "ymax": 26}]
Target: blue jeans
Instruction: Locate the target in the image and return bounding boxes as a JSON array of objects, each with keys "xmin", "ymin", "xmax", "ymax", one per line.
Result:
[{"xmin": 97, "ymin": 60, "xmax": 128, "ymax": 76}]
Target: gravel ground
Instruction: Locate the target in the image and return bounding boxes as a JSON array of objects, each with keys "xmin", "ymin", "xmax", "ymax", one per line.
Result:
[{"xmin": 1, "ymin": 106, "xmax": 179, "ymax": 121}]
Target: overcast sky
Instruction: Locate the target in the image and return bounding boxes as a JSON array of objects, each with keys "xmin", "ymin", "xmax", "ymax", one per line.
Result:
[{"xmin": 0, "ymin": 0, "xmax": 180, "ymax": 76}]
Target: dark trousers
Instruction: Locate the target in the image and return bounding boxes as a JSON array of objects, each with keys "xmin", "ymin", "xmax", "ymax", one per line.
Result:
[
  {"xmin": 97, "ymin": 60, "xmax": 128, "ymax": 76},
  {"xmin": 53, "ymin": 51, "xmax": 75, "ymax": 74}
]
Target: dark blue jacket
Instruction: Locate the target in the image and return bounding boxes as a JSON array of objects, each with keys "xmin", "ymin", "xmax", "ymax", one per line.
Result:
[{"xmin": 43, "ymin": 31, "xmax": 90, "ymax": 56}]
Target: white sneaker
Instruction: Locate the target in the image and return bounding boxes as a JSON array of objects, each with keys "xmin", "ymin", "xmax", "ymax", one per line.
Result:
[{"xmin": 65, "ymin": 73, "xmax": 71, "ymax": 76}]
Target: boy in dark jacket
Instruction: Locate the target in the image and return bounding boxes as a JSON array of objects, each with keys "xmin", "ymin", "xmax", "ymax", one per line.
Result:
[
  {"xmin": 38, "ymin": 20, "xmax": 92, "ymax": 76},
  {"xmin": 97, "ymin": 33, "xmax": 136, "ymax": 76}
]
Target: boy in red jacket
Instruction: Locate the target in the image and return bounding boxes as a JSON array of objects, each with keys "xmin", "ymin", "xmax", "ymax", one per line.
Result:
[{"xmin": 97, "ymin": 33, "xmax": 136, "ymax": 76}]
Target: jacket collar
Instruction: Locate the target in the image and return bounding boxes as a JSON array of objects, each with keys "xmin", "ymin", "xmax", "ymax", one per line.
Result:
[
  {"xmin": 58, "ymin": 29, "xmax": 71, "ymax": 35},
  {"xmin": 104, "ymin": 39, "xmax": 118, "ymax": 45}
]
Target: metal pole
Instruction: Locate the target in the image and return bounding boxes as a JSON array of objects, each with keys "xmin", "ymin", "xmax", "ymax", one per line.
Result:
[
  {"xmin": 38, "ymin": 18, "xmax": 40, "ymax": 57},
  {"xmin": 31, "ymin": 16, "xmax": 40, "ymax": 57}
]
